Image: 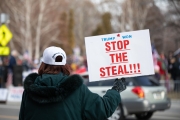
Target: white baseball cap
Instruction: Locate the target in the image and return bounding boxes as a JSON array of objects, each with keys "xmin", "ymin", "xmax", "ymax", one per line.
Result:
[{"xmin": 42, "ymin": 46, "xmax": 66, "ymax": 65}]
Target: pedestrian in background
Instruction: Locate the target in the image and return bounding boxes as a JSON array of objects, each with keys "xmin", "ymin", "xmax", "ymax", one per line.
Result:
[
  {"xmin": 0, "ymin": 57, "xmax": 9, "ymax": 88},
  {"xmin": 157, "ymin": 53, "xmax": 168, "ymax": 80},
  {"xmin": 6, "ymin": 50, "xmax": 18, "ymax": 88},
  {"xmin": 19, "ymin": 46, "xmax": 126, "ymax": 120},
  {"xmin": 0, "ymin": 57, "xmax": 3, "ymax": 88},
  {"xmin": 173, "ymin": 53, "xmax": 180, "ymax": 92},
  {"xmin": 157, "ymin": 52, "xmax": 169, "ymax": 91},
  {"xmin": 8, "ymin": 50, "xmax": 17, "ymax": 73}
]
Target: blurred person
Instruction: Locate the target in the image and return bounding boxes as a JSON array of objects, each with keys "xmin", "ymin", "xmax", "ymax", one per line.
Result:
[
  {"xmin": 152, "ymin": 44, "xmax": 161, "ymax": 81},
  {"xmin": 173, "ymin": 53, "xmax": 180, "ymax": 92},
  {"xmin": 0, "ymin": 57, "xmax": 9, "ymax": 88},
  {"xmin": 168, "ymin": 52, "xmax": 178, "ymax": 81},
  {"xmin": 157, "ymin": 53, "xmax": 169, "ymax": 91},
  {"xmin": 167, "ymin": 51, "xmax": 178, "ymax": 83},
  {"xmin": 169, "ymin": 57, "xmax": 179, "ymax": 91},
  {"xmin": 154, "ymin": 65, "xmax": 160, "ymax": 81},
  {"xmin": 8, "ymin": 50, "xmax": 18, "ymax": 73},
  {"xmin": 0, "ymin": 57, "xmax": 2, "ymax": 65},
  {"xmin": 175, "ymin": 53, "xmax": 180, "ymax": 79},
  {"xmin": 0, "ymin": 57, "xmax": 2, "ymax": 87},
  {"xmin": 22, "ymin": 57, "xmax": 30, "ymax": 71},
  {"xmin": 22, "ymin": 51, "xmax": 36, "ymax": 71},
  {"xmin": 167, "ymin": 51, "xmax": 174, "ymax": 75},
  {"xmin": 70, "ymin": 62, "xmax": 78, "ymax": 72},
  {"xmin": 157, "ymin": 53, "xmax": 168, "ymax": 80},
  {"xmin": 6, "ymin": 50, "xmax": 18, "ymax": 88},
  {"xmin": 14, "ymin": 55, "xmax": 24, "ymax": 86},
  {"xmin": 19, "ymin": 46, "xmax": 126, "ymax": 120},
  {"xmin": 33, "ymin": 58, "xmax": 40, "ymax": 69},
  {"xmin": 83, "ymin": 56, "xmax": 88, "ymax": 71},
  {"xmin": 152, "ymin": 51, "xmax": 160, "ymax": 81}
]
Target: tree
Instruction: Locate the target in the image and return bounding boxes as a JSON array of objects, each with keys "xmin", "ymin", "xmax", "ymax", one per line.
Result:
[
  {"xmin": 55, "ymin": 12, "xmax": 68, "ymax": 52},
  {"xmin": 0, "ymin": 0, "xmax": 69, "ymax": 61},
  {"xmin": 119, "ymin": 0, "xmax": 152, "ymax": 32},
  {"xmin": 92, "ymin": 12, "xmax": 112, "ymax": 36},
  {"xmin": 164, "ymin": 0, "xmax": 180, "ymax": 52},
  {"xmin": 93, "ymin": 0, "xmax": 154, "ymax": 32},
  {"xmin": 67, "ymin": 0, "xmax": 100, "ymax": 55},
  {"xmin": 67, "ymin": 9, "xmax": 75, "ymax": 55},
  {"xmin": 144, "ymin": 2, "xmax": 165, "ymax": 53}
]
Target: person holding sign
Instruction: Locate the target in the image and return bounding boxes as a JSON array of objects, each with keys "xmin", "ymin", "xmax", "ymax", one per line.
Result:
[{"xmin": 19, "ymin": 46, "xmax": 126, "ymax": 120}]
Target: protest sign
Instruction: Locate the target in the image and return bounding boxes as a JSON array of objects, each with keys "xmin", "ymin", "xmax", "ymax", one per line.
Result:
[
  {"xmin": 0, "ymin": 88, "xmax": 8, "ymax": 101},
  {"xmin": 7, "ymin": 87, "xmax": 24, "ymax": 102},
  {"xmin": 85, "ymin": 29, "xmax": 154, "ymax": 82}
]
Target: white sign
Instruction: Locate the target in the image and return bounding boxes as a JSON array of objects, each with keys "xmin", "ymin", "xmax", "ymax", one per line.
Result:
[
  {"xmin": 0, "ymin": 88, "xmax": 8, "ymax": 101},
  {"xmin": 85, "ymin": 29, "xmax": 154, "ymax": 82},
  {"xmin": 7, "ymin": 87, "xmax": 24, "ymax": 102}
]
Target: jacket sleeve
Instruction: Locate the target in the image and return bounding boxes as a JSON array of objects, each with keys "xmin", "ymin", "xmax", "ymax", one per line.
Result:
[
  {"xmin": 81, "ymin": 84, "xmax": 121, "ymax": 120},
  {"xmin": 19, "ymin": 91, "xmax": 26, "ymax": 120}
]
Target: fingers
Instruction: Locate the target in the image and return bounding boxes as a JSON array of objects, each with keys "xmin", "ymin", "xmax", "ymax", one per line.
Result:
[{"xmin": 121, "ymin": 78, "xmax": 125, "ymax": 82}]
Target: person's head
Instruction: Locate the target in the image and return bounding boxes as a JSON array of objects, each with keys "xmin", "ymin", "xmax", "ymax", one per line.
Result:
[
  {"xmin": 11, "ymin": 50, "xmax": 18, "ymax": 57},
  {"xmin": 38, "ymin": 46, "xmax": 72, "ymax": 75}
]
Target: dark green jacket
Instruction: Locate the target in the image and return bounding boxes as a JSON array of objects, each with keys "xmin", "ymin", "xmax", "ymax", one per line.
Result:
[{"xmin": 19, "ymin": 73, "xmax": 121, "ymax": 120}]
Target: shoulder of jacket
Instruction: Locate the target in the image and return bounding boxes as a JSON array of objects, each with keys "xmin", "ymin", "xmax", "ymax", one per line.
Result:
[
  {"xmin": 24, "ymin": 73, "xmax": 39, "ymax": 90},
  {"xmin": 62, "ymin": 74, "xmax": 84, "ymax": 89}
]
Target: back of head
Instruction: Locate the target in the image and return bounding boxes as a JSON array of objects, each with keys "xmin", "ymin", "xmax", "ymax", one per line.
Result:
[{"xmin": 11, "ymin": 50, "xmax": 18, "ymax": 57}]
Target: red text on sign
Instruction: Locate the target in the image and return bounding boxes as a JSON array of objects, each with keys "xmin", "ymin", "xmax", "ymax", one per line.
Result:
[
  {"xmin": 109, "ymin": 52, "xmax": 128, "ymax": 63},
  {"xmin": 99, "ymin": 63, "xmax": 141, "ymax": 77},
  {"xmin": 105, "ymin": 40, "xmax": 130, "ymax": 51}
]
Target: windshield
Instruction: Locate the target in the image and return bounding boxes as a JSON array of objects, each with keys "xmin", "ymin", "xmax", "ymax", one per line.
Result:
[{"xmin": 126, "ymin": 76, "xmax": 160, "ymax": 86}]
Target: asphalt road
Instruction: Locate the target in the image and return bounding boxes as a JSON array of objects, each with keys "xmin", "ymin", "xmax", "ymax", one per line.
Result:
[{"xmin": 0, "ymin": 100, "xmax": 180, "ymax": 120}]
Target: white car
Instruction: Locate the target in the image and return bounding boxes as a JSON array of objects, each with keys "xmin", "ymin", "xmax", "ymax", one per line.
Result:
[{"xmin": 80, "ymin": 72, "xmax": 171, "ymax": 120}]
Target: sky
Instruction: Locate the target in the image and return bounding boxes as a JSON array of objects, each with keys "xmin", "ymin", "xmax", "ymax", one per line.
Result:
[
  {"xmin": 155, "ymin": 0, "xmax": 169, "ymax": 12},
  {"xmin": 91, "ymin": 0, "xmax": 169, "ymax": 12}
]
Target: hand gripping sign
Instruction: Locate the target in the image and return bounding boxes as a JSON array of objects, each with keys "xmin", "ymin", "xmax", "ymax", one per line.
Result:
[{"xmin": 85, "ymin": 29, "xmax": 154, "ymax": 82}]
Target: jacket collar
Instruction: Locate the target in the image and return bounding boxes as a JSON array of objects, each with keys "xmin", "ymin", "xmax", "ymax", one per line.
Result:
[{"xmin": 24, "ymin": 73, "xmax": 83, "ymax": 104}]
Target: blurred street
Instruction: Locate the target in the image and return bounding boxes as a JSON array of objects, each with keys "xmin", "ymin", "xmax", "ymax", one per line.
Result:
[{"xmin": 0, "ymin": 100, "xmax": 180, "ymax": 120}]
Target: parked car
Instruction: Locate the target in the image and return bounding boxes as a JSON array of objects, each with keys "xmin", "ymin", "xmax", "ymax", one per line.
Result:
[{"xmin": 80, "ymin": 72, "xmax": 171, "ymax": 120}]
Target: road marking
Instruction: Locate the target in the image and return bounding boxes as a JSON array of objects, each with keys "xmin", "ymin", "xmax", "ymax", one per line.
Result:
[{"xmin": 0, "ymin": 115, "xmax": 18, "ymax": 120}]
